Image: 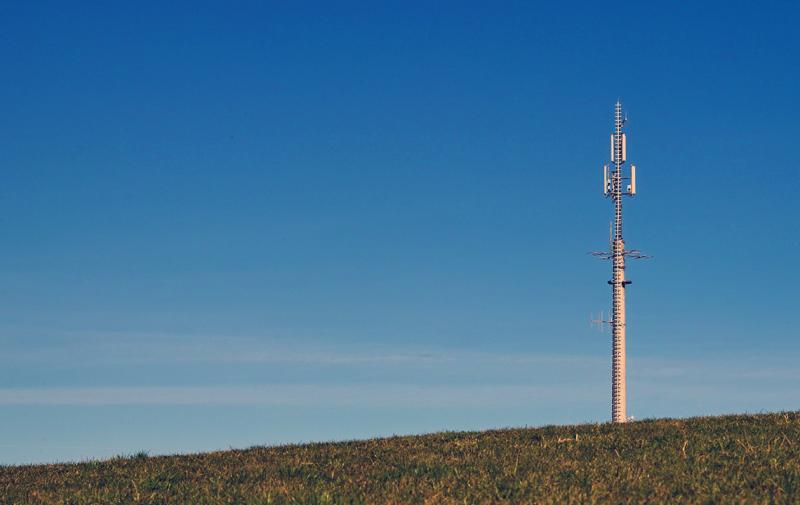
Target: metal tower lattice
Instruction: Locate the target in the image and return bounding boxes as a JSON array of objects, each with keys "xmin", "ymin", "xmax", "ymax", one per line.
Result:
[{"xmin": 590, "ymin": 101, "xmax": 648, "ymax": 423}]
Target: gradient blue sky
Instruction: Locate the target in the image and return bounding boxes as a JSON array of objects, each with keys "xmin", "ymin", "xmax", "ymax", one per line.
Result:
[{"xmin": 1, "ymin": 1, "xmax": 799, "ymax": 464}]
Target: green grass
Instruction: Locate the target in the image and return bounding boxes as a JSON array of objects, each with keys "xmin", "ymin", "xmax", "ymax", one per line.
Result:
[{"xmin": 2, "ymin": 411, "xmax": 800, "ymax": 504}]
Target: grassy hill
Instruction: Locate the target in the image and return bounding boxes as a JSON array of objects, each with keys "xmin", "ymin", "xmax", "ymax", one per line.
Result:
[{"xmin": 2, "ymin": 411, "xmax": 799, "ymax": 504}]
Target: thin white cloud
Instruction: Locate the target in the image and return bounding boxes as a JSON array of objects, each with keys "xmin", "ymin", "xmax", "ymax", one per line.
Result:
[
  {"xmin": 0, "ymin": 331, "xmax": 607, "ymax": 368},
  {"xmin": 0, "ymin": 384, "xmax": 604, "ymax": 407}
]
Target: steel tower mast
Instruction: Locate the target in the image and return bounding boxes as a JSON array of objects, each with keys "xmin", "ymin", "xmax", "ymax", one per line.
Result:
[{"xmin": 591, "ymin": 101, "xmax": 648, "ymax": 423}]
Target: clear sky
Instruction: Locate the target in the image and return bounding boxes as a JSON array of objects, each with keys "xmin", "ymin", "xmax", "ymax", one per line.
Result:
[{"xmin": 1, "ymin": 1, "xmax": 799, "ymax": 464}]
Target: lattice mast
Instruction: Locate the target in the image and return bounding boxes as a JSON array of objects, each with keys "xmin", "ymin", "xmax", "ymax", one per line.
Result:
[
  {"xmin": 592, "ymin": 101, "xmax": 646, "ymax": 423},
  {"xmin": 609, "ymin": 102, "xmax": 629, "ymax": 423}
]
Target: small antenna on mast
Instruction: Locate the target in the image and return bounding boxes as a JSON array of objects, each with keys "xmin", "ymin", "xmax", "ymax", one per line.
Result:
[{"xmin": 590, "ymin": 310, "xmax": 610, "ymax": 333}]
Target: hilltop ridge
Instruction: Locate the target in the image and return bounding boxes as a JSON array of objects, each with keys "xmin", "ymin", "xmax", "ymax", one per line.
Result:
[{"xmin": 2, "ymin": 411, "xmax": 799, "ymax": 504}]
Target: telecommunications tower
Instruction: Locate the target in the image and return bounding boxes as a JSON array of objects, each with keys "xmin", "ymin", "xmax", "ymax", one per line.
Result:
[{"xmin": 591, "ymin": 101, "xmax": 648, "ymax": 423}]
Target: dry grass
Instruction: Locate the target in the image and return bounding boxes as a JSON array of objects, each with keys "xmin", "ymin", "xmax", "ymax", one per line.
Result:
[{"xmin": 2, "ymin": 411, "xmax": 800, "ymax": 504}]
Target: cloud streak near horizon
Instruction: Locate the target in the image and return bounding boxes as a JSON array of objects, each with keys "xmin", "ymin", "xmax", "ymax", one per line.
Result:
[
  {"xmin": 0, "ymin": 384, "xmax": 606, "ymax": 407},
  {"xmin": 2, "ymin": 332, "xmax": 799, "ymax": 412}
]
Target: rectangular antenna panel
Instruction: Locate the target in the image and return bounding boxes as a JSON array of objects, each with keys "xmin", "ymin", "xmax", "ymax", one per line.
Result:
[
  {"xmin": 603, "ymin": 165, "xmax": 609, "ymax": 195},
  {"xmin": 610, "ymin": 134, "xmax": 614, "ymax": 162},
  {"xmin": 622, "ymin": 134, "xmax": 627, "ymax": 162},
  {"xmin": 630, "ymin": 165, "xmax": 636, "ymax": 195}
]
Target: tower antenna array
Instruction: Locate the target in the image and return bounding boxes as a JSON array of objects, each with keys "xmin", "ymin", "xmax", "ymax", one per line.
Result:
[{"xmin": 590, "ymin": 101, "xmax": 648, "ymax": 423}]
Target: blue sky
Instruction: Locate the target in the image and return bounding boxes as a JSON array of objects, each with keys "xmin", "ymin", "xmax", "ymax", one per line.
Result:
[{"xmin": 1, "ymin": 1, "xmax": 799, "ymax": 464}]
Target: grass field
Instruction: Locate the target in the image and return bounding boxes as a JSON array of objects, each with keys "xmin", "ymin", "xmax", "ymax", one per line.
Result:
[{"xmin": 2, "ymin": 411, "xmax": 799, "ymax": 504}]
